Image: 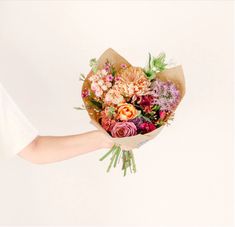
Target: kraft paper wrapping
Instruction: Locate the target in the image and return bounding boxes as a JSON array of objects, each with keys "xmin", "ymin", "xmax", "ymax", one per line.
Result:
[{"xmin": 82, "ymin": 48, "xmax": 185, "ymax": 148}]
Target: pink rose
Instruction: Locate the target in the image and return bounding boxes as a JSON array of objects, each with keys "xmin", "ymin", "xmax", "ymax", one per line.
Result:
[{"xmin": 111, "ymin": 122, "xmax": 137, "ymax": 138}]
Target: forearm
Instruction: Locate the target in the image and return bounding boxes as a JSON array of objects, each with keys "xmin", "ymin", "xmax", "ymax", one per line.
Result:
[{"xmin": 18, "ymin": 130, "xmax": 113, "ymax": 164}]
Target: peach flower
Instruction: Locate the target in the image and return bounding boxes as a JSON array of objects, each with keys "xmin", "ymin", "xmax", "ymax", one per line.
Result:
[
  {"xmin": 117, "ymin": 103, "xmax": 140, "ymax": 121},
  {"xmin": 104, "ymin": 89, "xmax": 125, "ymax": 105},
  {"xmin": 114, "ymin": 66, "xmax": 151, "ymax": 98}
]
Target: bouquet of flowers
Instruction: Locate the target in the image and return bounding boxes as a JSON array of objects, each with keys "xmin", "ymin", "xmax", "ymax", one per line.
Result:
[{"xmin": 78, "ymin": 48, "xmax": 185, "ymax": 176}]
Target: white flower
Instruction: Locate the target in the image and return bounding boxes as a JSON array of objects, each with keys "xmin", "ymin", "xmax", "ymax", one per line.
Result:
[
  {"xmin": 95, "ymin": 87, "xmax": 103, "ymax": 97},
  {"xmin": 104, "ymin": 89, "xmax": 124, "ymax": 105},
  {"xmin": 89, "ymin": 74, "xmax": 99, "ymax": 82},
  {"xmin": 106, "ymin": 82, "xmax": 112, "ymax": 88},
  {"xmin": 101, "ymin": 85, "xmax": 108, "ymax": 91},
  {"xmin": 98, "ymin": 80, "xmax": 104, "ymax": 86},
  {"xmin": 91, "ymin": 82, "xmax": 99, "ymax": 91},
  {"xmin": 101, "ymin": 69, "xmax": 107, "ymax": 75}
]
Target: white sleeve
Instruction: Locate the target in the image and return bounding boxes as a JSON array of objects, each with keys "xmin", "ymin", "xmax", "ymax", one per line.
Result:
[{"xmin": 0, "ymin": 83, "xmax": 38, "ymax": 159}]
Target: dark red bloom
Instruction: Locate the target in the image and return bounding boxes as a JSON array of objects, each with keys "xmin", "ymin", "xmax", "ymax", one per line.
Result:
[
  {"xmin": 138, "ymin": 95, "xmax": 154, "ymax": 113},
  {"xmin": 139, "ymin": 122, "xmax": 156, "ymax": 134}
]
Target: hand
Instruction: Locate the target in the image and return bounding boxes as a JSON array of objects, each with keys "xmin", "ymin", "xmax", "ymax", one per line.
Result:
[{"xmin": 96, "ymin": 130, "xmax": 115, "ymax": 149}]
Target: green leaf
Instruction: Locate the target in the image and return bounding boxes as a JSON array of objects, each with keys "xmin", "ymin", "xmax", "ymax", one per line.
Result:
[
  {"xmin": 144, "ymin": 52, "xmax": 168, "ymax": 80},
  {"xmin": 107, "ymin": 106, "xmax": 116, "ymax": 117},
  {"xmin": 111, "ymin": 65, "xmax": 116, "ymax": 76},
  {"xmin": 152, "ymin": 52, "xmax": 167, "ymax": 72},
  {"xmin": 144, "ymin": 69, "xmax": 154, "ymax": 78},
  {"xmin": 89, "ymin": 58, "xmax": 98, "ymax": 73},
  {"xmin": 74, "ymin": 106, "xmax": 85, "ymax": 110},
  {"xmin": 79, "ymin": 73, "xmax": 85, "ymax": 81},
  {"xmin": 152, "ymin": 105, "xmax": 160, "ymax": 111},
  {"xmin": 148, "ymin": 52, "xmax": 151, "ymax": 69},
  {"xmin": 89, "ymin": 98, "xmax": 102, "ymax": 109},
  {"xmin": 141, "ymin": 115, "xmax": 152, "ymax": 122}
]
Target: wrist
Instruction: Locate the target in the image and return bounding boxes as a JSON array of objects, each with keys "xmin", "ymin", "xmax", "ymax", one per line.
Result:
[{"xmin": 94, "ymin": 130, "xmax": 114, "ymax": 149}]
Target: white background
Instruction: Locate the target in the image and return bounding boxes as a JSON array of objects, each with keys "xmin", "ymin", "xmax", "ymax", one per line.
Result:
[{"xmin": 0, "ymin": 1, "xmax": 233, "ymax": 226}]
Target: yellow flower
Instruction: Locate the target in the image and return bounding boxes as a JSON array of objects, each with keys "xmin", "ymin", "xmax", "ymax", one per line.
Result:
[{"xmin": 117, "ymin": 103, "xmax": 139, "ymax": 121}]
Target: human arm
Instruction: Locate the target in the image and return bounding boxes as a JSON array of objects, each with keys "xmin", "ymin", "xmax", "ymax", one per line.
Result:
[{"xmin": 18, "ymin": 130, "xmax": 114, "ymax": 164}]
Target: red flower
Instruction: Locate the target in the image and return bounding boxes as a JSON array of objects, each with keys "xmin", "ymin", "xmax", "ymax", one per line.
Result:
[
  {"xmin": 159, "ymin": 110, "xmax": 166, "ymax": 120},
  {"xmin": 138, "ymin": 95, "xmax": 154, "ymax": 113},
  {"xmin": 139, "ymin": 122, "xmax": 156, "ymax": 134},
  {"xmin": 82, "ymin": 89, "xmax": 90, "ymax": 98},
  {"xmin": 101, "ymin": 116, "xmax": 116, "ymax": 132},
  {"xmin": 100, "ymin": 111, "xmax": 116, "ymax": 132}
]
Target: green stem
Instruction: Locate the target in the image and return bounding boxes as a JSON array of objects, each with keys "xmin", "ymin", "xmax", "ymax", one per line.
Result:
[
  {"xmin": 123, "ymin": 159, "xmax": 127, "ymax": 176},
  {"xmin": 113, "ymin": 146, "xmax": 121, "ymax": 168},
  {"xmin": 100, "ymin": 147, "xmax": 137, "ymax": 175},
  {"xmin": 122, "ymin": 150, "xmax": 125, "ymax": 170},
  {"xmin": 123, "ymin": 151, "xmax": 129, "ymax": 177},
  {"xmin": 130, "ymin": 150, "xmax": 136, "ymax": 173},
  {"xmin": 99, "ymin": 144, "xmax": 116, "ymax": 161},
  {"xmin": 106, "ymin": 147, "xmax": 118, "ymax": 172},
  {"xmin": 128, "ymin": 151, "xmax": 132, "ymax": 173}
]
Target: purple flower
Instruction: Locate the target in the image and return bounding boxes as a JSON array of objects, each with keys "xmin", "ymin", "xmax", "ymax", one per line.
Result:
[
  {"xmin": 129, "ymin": 117, "xmax": 157, "ymax": 134},
  {"xmin": 150, "ymin": 79, "xmax": 180, "ymax": 111},
  {"xmin": 111, "ymin": 122, "xmax": 137, "ymax": 138},
  {"xmin": 128, "ymin": 117, "xmax": 145, "ymax": 132},
  {"xmin": 120, "ymin": 63, "xmax": 127, "ymax": 69},
  {"xmin": 105, "ymin": 74, "xmax": 114, "ymax": 82}
]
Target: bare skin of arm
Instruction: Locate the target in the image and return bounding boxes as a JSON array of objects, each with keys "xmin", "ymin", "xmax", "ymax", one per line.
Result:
[{"xmin": 18, "ymin": 130, "xmax": 114, "ymax": 164}]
